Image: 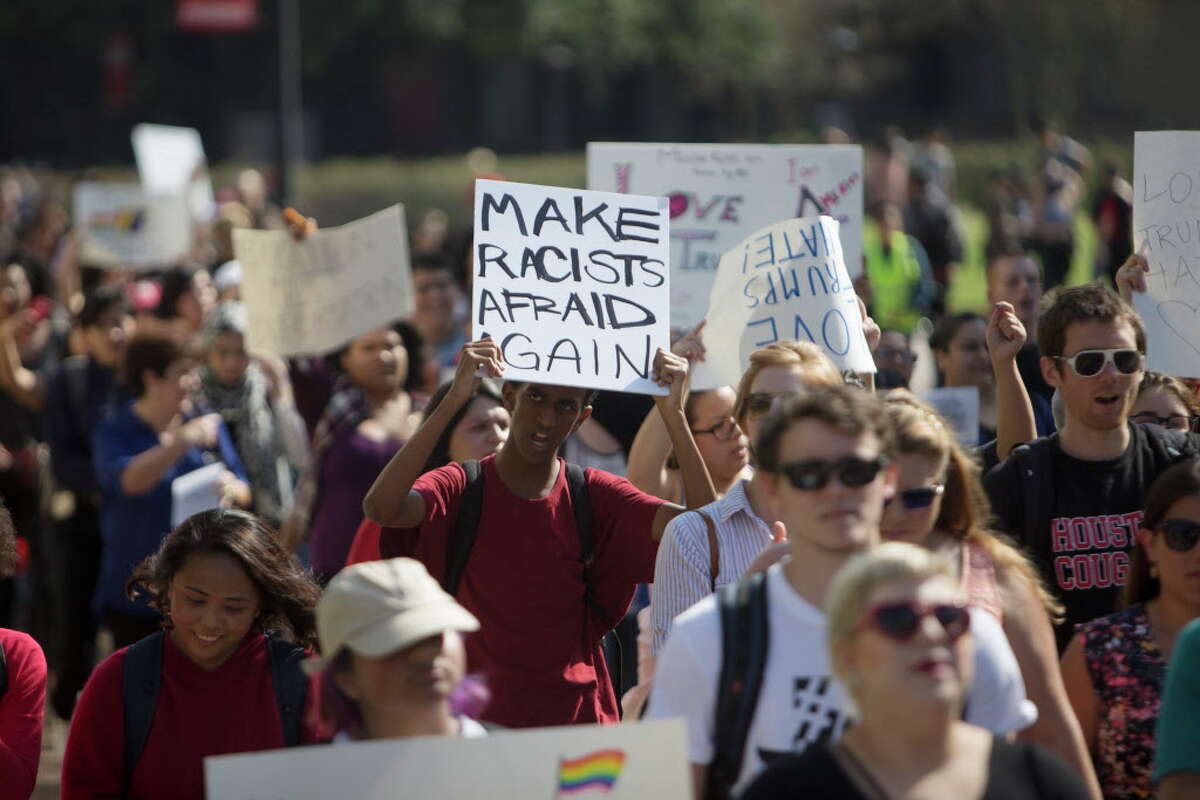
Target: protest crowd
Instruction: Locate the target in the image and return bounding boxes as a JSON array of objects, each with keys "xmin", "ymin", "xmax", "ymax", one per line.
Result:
[{"xmin": 2, "ymin": 118, "xmax": 1200, "ymax": 800}]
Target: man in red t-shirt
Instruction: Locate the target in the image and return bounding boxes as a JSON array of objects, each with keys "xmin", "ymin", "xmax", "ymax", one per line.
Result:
[{"xmin": 364, "ymin": 339, "xmax": 714, "ymax": 728}]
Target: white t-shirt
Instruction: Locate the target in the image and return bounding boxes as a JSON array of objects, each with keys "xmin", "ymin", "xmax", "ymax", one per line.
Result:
[
  {"xmin": 333, "ymin": 716, "xmax": 488, "ymax": 743},
  {"xmin": 645, "ymin": 563, "xmax": 1036, "ymax": 796}
]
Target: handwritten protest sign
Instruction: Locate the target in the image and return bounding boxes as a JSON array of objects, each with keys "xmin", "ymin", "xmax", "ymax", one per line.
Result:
[
  {"xmin": 132, "ymin": 123, "xmax": 216, "ymax": 223},
  {"xmin": 472, "ymin": 179, "xmax": 671, "ymax": 395},
  {"xmin": 234, "ymin": 205, "xmax": 413, "ymax": 357},
  {"xmin": 701, "ymin": 216, "xmax": 874, "ymax": 388},
  {"xmin": 72, "ymin": 182, "xmax": 191, "ymax": 268},
  {"xmin": 588, "ymin": 143, "xmax": 863, "ymax": 329},
  {"xmin": 918, "ymin": 387, "xmax": 980, "ymax": 446},
  {"xmin": 206, "ymin": 719, "xmax": 690, "ymax": 800},
  {"xmin": 1132, "ymin": 131, "xmax": 1200, "ymax": 377}
]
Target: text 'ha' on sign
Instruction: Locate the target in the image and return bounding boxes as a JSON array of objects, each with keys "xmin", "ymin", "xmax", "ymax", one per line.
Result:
[
  {"xmin": 1132, "ymin": 131, "xmax": 1200, "ymax": 378},
  {"xmin": 472, "ymin": 179, "xmax": 671, "ymax": 396},
  {"xmin": 702, "ymin": 215, "xmax": 875, "ymax": 387}
]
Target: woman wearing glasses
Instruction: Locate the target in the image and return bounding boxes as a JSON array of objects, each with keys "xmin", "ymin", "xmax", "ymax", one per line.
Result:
[
  {"xmin": 881, "ymin": 391, "xmax": 1101, "ymax": 793},
  {"xmin": 1131, "ymin": 371, "xmax": 1200, "ymax": 433},
  {"xmin": 1061, "ymin": 459, "xmax": 1200, "ymax": 800},
  {"xmin": 743, "ymin": 542, "xmax": 1090, "ymax": 800}
]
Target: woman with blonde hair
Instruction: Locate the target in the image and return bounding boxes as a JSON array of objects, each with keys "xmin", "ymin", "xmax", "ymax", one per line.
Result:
[
  {"xmin": 880, "ymin": 389, "xmax": 1100, "ymax": 795},
  {"xmin": 743, "ymin": 542, "xmax": 1091, "ymax": 800}
]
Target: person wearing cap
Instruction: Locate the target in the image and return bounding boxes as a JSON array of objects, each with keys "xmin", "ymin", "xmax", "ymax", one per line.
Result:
[
  {"xmin": 313, "ymin": 558, "xmax": 486, "ymax": 740},
  {"xmin": 212, "ymin": 259, "xmax": 243, "ymax": 302}
]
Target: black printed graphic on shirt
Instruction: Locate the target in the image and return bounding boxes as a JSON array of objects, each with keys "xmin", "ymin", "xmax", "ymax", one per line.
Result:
[{"xmin": 757, "ymin": 674, "xmax": 849, "ymax": 766}]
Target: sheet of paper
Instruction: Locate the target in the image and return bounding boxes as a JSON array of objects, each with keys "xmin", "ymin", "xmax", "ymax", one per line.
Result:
[
  {"xmin": 1131, "ymin": 131, "xmax": 1200, "ymax": 378},
  {"xmin": 235, "ymin": 204, "xmax": 413, "ymax": 357},
  {"xmin": 205, "ymin": 719, "xmax": 690, "ymax": 800},
  {"xmin": 472, "ymin": 179, "xmax": 671, "ymax": 395},
  {"xmin": 588, "ymin": 142, "xmax": 863, "ymax": 329},
  {"xmin": 132, "ymin": 123, "xmax": 216, "ymax": 223},
  {"xmin": 171, "ymin": 462, "xmax": 225, "ymax": 528},
  {"xmin": 700, "ymin": 215, "xmax": 874, "ymax": 389}
]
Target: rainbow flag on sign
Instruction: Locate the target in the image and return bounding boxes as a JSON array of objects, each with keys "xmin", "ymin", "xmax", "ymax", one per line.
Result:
[{"xmin": 557, "ymin": 749, "xmax": 626, "ymax": 795}]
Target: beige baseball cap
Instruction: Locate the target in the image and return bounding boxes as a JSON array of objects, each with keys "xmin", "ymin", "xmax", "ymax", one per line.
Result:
[{"xmin": 314, "ymin": 558, "xmax": 479, "ymax": 668}]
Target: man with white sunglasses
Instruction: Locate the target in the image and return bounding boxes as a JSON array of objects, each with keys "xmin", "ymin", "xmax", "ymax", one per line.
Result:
[{"xmin": 984, "ymin": 283, "xmax": 1200, "ymax": 650}]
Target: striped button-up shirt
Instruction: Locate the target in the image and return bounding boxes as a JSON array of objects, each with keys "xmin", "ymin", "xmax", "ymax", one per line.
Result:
[{"xmin": 651, "ymin": 479, "xmax": 773, "ymax": 654}]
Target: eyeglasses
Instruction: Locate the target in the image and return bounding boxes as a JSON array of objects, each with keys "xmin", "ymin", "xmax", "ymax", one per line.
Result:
[
  {"xmin": 691, "ymin": 418, "xmax": 742, "ymax": 441},
  {"xmin": 745, "ymin": 392, "xmax": 781, "ymax": 417},
  {"xmin": 856, "ymin": 601, "xmax": 971, "ymax": 642},
  {"xmin": 1052, "ymin": 348, "xmax": 1143, "ymax": 378},
  {"xmin": 1131, "ymin": 412, "xmax": 1198, "ymax": 432},
  {"xmin": 876, "ymin": 347, "xmax": 917, "ymax": 365},
  {"xmin": 777, "ymin": 456, "xmax": 886, "ymax": 491},
  {"xmin": 885, "ymin": 484, "xmax": 946, "ymax": 510},
  {"xmin": 1159, "ymin": 519, "xmax": 1200, "ymax": 552}
]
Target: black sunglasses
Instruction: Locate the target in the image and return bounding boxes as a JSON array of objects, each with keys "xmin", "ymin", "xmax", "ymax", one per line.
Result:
[
  {"xmin": 856, "ymin": 601, "xmax": 971, "ymax": 642},
  {"xmin": 1159, "ymin": 519, "xmax": 1200, "ymax": 552},
  {"xmin": 885, "ymin": 484, "xmax": 946, "ymax": 510},
  {"xmin": 1052, "ymin": 348, "xmax": 1142, "ymax": 378},
  {"xmin": 778, "ymin": 456, "xmax": 886, "ymax": 491}
]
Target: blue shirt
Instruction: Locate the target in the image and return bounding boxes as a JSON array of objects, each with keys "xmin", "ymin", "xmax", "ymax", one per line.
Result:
[{"xmin": 92, "ymin": 402, "xmax": 247, "ymax": 617}]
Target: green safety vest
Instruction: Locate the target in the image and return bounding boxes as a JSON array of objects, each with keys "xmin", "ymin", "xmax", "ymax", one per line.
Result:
[{"xmin": 863, "ymin": 221, "xmax": 922, "ymax": 334}]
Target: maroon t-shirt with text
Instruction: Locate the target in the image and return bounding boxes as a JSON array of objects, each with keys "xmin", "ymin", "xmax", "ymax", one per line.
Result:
[{"xmin": 381, "ymin": 454, "xmax": 663, "ymax": 728}]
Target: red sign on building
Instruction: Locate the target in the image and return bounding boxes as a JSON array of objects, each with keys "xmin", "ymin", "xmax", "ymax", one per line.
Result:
[{"xmin": 176, "ymin": 0, "xmax": 258, "ymax": 33}]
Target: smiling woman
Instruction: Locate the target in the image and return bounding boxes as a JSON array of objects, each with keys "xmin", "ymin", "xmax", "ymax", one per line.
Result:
[{"xmin": 61, "ymin": 509, "xmax": 325, "ymax": 800}]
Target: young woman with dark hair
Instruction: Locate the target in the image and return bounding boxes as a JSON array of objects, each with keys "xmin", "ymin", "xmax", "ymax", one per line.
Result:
[
  {"xmin": 63, "ymin": 508, "xmax": 323, "ymax": 800},
  {"xmin": 283, "ymin": 321, "xmax": 429, "ymax": 581},
  {"xmin": 1062, "ymin": 459, "xmax": 1200, "ymax": 800}
]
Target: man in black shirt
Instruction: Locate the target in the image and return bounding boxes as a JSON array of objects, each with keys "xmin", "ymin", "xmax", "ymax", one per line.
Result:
[{"xmin": 985, "ymin": 284, "xmax": 1200, "ymax": 650}]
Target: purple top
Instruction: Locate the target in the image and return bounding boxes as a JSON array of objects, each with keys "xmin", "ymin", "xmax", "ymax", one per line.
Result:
[{"xmin": 308, "ymin": 426, "xmax": 404, "ymax": 578}]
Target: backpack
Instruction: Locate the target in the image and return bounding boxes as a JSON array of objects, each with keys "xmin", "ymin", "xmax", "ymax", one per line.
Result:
[
  {"xmin": 0, "ymin": 639, "xmax": 7, "ymax": 699},
  {"xmin": 442, "ymin": 459, "xmax": 622, "ymax": 693},
  {"xmin": 121, "ymin": 631, "xmax": 308, "ymax": 780},
  {"xmin": 704, "ymin": 571, "xmax": 771, "ymax": 800}
]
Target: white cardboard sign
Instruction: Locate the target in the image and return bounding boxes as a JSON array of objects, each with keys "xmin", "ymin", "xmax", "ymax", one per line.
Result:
[
  {"xmin": 701, "ymin": 216, "xmax": 874, "ymax": 387},
  {"xmin": 171, "ymin": 462, "xmax": 225, "ymax": 528},
  {"xmin": 205, "ymin": 719, "xmax": 691, "ymax": 800},
  {"xmin": 472, "ymin": 179, "xmax": 671, "ymax": 395},
  {"xmin": 1132, "ymin": 131, "xmax": 1200, "ymax": 378},
  {"xmin": 72, "ymin": 182, "xmax": 191, "ymax": 268},
  {"xmin": 132, "ymin": 123, "xmax": 216, "ymax": 223},
  {"xmin": 234, "ymin": 205, "xmax": 413, "ymax": 357},
  {"xmin": 587, "ymin": 142, "xmax": 864, "ymax": 329}
]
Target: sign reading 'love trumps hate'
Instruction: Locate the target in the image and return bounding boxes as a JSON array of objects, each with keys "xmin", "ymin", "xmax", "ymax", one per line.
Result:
[{"xmin": 1132, "ymin": 131, "xmax": 1200, "ymax": 377}]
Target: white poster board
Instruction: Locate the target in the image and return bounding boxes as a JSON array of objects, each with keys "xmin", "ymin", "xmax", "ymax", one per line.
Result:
[
  {"xmin": 132, "ymin": 123, "xmax": 216, "ymax": 223},
  {"xmin": 1132, "ymin": 131, "xmax": 1200, "ymax": 378},
  {"xmin": 72, "ymin": 182, "xmax": 191, "ymax": 268},
  {"xmin": 472, "ymin": 179, "xmax": 671, "ymax": 395},
  {"xmin": 918, "ymin": 387, "xmax": 980, "ymax": 446},
  {"xmin": 205, "ymin": 719, "xmax": 690, "ymax": 800},
  {"xmin": 171, "ymin": 462, "xmax": 225, "ymax": 528},
  {"xmin": 701, "ymin": 216, "xmax": 874, "ymax": 387},
  {"xmin": 587, "ymin": 142, "xmax": 864, "ymax": 329},
  {"xmin": 234, "ymin": 205, "xmax": 413, "ymax": 357}
]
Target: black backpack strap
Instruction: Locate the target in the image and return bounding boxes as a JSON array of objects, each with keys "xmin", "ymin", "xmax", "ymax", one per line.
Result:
[
  {"xmin": 699, "ymin": 511, "xmax": 720, "ymax": 593},
  {"xmin": 0, "ymin": 639, "xmax": 7, "ymax": 699},
  {"xmin": 1011, "ymin": 435, "xmax": 1057, "ymax": 550},
  {"xmin": 444, "ymin": 460, "xmax": 484, "ymax": 596},
  {"xmin": 565, "ymin": 463, "xmax": 605, "ymax": 621},
  {"xmin": 266, "ymin": 634, "xmax": 309, "ymax": 747},
  {"xmin": 122, "ymin": 631, "xmax": 165, "ymax": 781},
  {"xmin": 705, "ymin": 572, "xmax": 771, "ymax": 800},
  {"xmin": 63, "ymin": 355, "xmax": 91, "ymax": 423}
]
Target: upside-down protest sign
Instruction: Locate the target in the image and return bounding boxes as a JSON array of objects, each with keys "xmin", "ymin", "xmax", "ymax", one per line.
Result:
[{"xmin": 472, "ymin": 179, "xmax": 671, "ymax": 395}]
